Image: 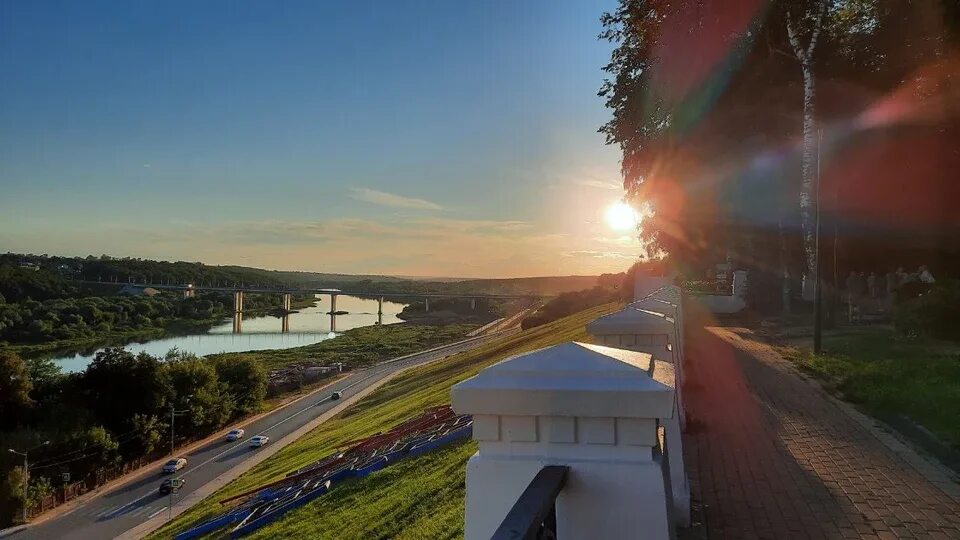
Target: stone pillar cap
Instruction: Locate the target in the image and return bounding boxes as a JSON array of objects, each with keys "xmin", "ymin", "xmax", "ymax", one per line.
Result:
[
  {"xmin": 452, "ymin": 342, "xmax": 674, "ymax": 419},
  {"xmin": 586, "ymin": 306, "xmax": 676, "ymax": 336}
]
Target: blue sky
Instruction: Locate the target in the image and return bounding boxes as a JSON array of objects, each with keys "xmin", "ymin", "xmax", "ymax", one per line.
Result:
[{"xmin": 0, "ymin": 0, "xmax": 640, "ymax": 277}]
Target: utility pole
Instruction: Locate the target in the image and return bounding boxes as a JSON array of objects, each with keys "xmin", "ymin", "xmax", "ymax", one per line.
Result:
[
  {"xmin": 8, "ymin": 441, "xmax": 50, "ymax": 523},
  {"xmin": 814, "ymin": 128, "xmax": 824, "ymax": 354}
]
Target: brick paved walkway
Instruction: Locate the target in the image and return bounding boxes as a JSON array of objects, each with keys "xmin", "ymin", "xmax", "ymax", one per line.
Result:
[{"xmin": 682, "ymin": 315, "xmax": 960, "ymax": 539}]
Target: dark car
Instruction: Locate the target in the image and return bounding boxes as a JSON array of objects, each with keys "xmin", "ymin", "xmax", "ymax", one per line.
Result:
[
  {"xmin": 159, "ymin": 478, "xmax": 184, "ymax": 496},
  {"xmin": 331, "ymin": 391, "xmax": 342, "ymax": 400}
]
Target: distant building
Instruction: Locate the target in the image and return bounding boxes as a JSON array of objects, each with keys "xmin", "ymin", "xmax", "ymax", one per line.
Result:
[{"xmin": 18, "ymin": 262, "xmax": 40, "ymax": 271}]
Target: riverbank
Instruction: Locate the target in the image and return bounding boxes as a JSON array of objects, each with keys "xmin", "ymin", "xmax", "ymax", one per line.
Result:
[
  {"xmin": 3, "ymin": 298, "xmax": 322, "ymax": 360},
  {"xmin": 209, "ymin": 323, "xmax": 478, "ymax": 371}
]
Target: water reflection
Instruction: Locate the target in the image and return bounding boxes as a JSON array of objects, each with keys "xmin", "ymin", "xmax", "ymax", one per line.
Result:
[{"xmin": 52, "ymin": 295, "xmax": 406, "ymax": 373}]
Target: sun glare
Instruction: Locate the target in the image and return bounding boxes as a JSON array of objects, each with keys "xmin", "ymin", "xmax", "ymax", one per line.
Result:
[{"xmin": 605, "ymin": 201, "xmax": 638, "ymax": 231}]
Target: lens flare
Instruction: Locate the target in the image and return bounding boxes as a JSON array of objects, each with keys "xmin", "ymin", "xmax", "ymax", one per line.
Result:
[{"xmin": 605, "ymin": 201, "xmax": 638, "ymax": 231}]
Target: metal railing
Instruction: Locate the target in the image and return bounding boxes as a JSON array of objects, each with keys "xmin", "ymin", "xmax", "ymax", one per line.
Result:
[{"xmin": 492, "ymin": 465, "xmax": 569, "ymax": 540}]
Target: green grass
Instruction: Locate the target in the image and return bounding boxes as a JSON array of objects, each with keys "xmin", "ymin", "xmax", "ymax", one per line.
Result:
[
  {"xmin": 781, "ymin": 327, "xmax": 960, "ymax": 447},
  {"xmin": 208, "ymin": 323, "xmax": 477, "ymax": 370},
  {"xmin": 147, "ymin": 302, "xmax": 620, "ymax": 539}
]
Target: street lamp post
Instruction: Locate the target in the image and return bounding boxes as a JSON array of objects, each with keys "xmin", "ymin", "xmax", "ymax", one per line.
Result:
[
  {"xmin": 168, "ymin": 396, "xmax": 191, "ymax": 520},
  {"xmin": 814, "ymin": 128, "xmax": 824, "ymax": 354},
  {"xmin": 8, "ymin": 441, "xmax": 50, "ymax": 523}
]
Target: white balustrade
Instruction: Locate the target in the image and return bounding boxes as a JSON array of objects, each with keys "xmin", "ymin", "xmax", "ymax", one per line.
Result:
[{"xmin": 453, "ymin": 342, "xmax": 677, "ymax": 540}]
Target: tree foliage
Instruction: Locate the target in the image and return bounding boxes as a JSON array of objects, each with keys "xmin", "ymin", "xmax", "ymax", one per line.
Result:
[
  {"xmin": 0, "ymin": 351, "xmax": 32, "ymax": 430},
  {"xmin": 600, "ymin": 0, "xmax": 960, "ymax": 308},
  {"xmin": 0, "ymin": 347, "xmax": 270, "ymax": 526}
]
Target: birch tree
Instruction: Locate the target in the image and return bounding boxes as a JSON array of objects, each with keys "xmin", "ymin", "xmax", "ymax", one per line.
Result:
[{"xmin": 785, "ymin": 0, "xmax": 828, "ymax": 283}]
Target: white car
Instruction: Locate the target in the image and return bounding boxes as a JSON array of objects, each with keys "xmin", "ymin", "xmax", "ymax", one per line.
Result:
[
  {"xmin": 226, "ymin": 428, "xmax": 245, "ymax": 441},
  {"xmin": 249, "ymin": 435, "xmax": 269, "ymax": 448},
  {"xmin": 162, "ymin": 457, "xmax": 187, "ymax": 474}
]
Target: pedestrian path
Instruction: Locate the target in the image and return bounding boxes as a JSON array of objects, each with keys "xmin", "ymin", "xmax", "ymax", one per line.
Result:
[{"xmin": 682, "ymin": 313, "xmax": 960, "ymax": 539}]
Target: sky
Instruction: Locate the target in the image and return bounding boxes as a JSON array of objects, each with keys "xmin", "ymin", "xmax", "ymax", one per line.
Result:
[{"xmin": 0, "ymin": 0, "xmax": 641, "ymax": 278}]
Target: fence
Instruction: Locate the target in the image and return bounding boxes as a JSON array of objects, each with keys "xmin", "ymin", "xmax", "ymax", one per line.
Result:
[{"xmin": 26, "ymin": 453, "xmax": 159, "ymax": 519}]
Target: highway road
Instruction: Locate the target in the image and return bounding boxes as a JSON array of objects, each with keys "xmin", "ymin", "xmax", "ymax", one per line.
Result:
[{"xmin": 9, "ymin": 333, "xmax": 506, "ymax": 540}]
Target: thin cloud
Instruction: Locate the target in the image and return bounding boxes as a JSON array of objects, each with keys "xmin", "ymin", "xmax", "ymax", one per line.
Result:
[
  {"xmin": 348, "ymin": 188, "xmax": 442, "ymax": 210},
  {"xmin": 413, "ymin": 218, "xmax": 533, "ymax": 233},
  {"xmin": 577, "ymin": 178, "xmax": 622, "ymax": 190},
  {"xmin": 565, "ymin": 250, "xmax": 640, "ymax": 260}
]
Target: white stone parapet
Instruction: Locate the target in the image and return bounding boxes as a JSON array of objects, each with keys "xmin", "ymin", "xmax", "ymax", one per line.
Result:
[
  {"xmin": 453, "ymin": 342, "xmax": 676, "ymax": 540},
  {"xmin": 585, "ymin": 285, "xmax": 691, "ymax": 527}
]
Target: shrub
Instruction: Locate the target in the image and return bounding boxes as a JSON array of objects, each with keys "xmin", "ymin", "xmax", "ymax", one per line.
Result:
[{"xmin": 894, "ymin": 280, "xmax": 960, "ymax": 341}]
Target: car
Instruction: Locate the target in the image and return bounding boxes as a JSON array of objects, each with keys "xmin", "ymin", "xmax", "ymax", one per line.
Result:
[
  {"xmin": 331, "ymin": 391, "xmax": 342, "ymax": 401},
  {"xmin": 226, "ymin": 428, "xmax": 245, "ymax": 441},
  {"xmin": 249, "ymin": 435, "xmax": 269, "ymax": 448},
  {"xmin": 161, "ymin": 457, "xmax": 187, "ymax": 474},
  {"xmin": 158, "ymin": 478, "xmax": 184, "ymax": 495}
]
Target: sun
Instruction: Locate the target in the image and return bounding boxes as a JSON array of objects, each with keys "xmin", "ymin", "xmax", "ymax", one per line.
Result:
[{"xmin": 604, "ymin": 201, "xmax": 638, "ymax": 231}]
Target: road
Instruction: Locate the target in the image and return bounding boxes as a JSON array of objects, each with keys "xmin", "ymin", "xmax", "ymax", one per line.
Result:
[{"xmin": 9, "ymin": 333, "xmax": 505, "ymax": 540}]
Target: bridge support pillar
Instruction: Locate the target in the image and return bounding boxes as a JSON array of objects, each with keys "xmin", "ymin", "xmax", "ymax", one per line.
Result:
[
  {"xmin": 424, "ymin": 297, "xmax": 430, "ymax": 312},
  {"xmin": 282, "ymin": 293, "xmax": 292, "ymax": 312},
  {"xmin": 281, "ymin": 315, "xmax": 290, "ymax": 333},
  {"xmin": 470, "ymin": 298, "xmax": 476, "ymax": 310},
  {"xmin": 232, "ymin": 313, "xmax": 242, "ymax": 334},
  {"xmin": 183, "ymin": 288, "xmax": 195, "ymax": 299},
  {"xmin": 378, "ymin": 296, "xmax": 384, "ymax": 326},
  {"xmin": 234, "ymin": 291, "xmax": 244, "ymax": 313},
  {"xmin": 329, "ymin": 294, "xmax": 338, "ymax": 333}
]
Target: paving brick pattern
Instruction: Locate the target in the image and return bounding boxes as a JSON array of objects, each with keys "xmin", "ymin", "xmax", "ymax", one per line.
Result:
[{"xmin": 682, "ymin": 320, "xmax": 960, "ymax": 539}]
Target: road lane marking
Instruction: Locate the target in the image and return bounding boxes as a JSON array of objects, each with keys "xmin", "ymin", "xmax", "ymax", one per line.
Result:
[
  {"xmin": 147, "ymin": 507, "xmax": 167, "ymax": 519},
  {"xmin": 99, "ymin": 489, "xmax": 158, "ymax": 519}
]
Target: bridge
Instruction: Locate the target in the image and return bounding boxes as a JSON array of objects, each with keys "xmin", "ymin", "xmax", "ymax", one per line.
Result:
[{"xmin": 78, "ymin": 280, "xmax": 541, "ymax": 333}]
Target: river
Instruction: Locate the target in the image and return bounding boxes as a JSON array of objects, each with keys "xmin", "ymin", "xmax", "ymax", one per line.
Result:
[{"xmin": 51, "ymin": 295, "xmax": 406, "ymax": 373}]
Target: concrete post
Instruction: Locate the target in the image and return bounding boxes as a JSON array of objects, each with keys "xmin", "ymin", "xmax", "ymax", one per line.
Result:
[
  {"xmin": 424, "ymin": 297, "xmax": 430, "ymax": 312},
  {"xmin": 470, "ymin": 298, "xmax": 476, "ymax": 310},
  {"xmin": 453, "ymin": 342, "xmax": 676, "ymax": 540}
]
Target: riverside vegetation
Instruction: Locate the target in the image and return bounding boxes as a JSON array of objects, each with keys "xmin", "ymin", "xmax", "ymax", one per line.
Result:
[{"xmin": 0, "ymin": 321, "xmax": 476, "ymax": 527}]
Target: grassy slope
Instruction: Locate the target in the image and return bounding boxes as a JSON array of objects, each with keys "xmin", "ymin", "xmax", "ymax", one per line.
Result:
[
  {"xmin": 209, "ymin": 323, "xmax": 476, "ymax": 371},
  {"xmin": 781, "ymin": 327, "xmax": 960, "ymax": 447},
  {"xmin": 149, "ymin": 302, "xmax": 620, "ymax": 540}
]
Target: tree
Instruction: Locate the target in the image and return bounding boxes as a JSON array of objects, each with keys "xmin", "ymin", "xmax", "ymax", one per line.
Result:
[
  {"xmin": 783, "ymin": 0, "xmax": 828, "ymax": 281},
  {"xmin": 0, "ymin": 351, "xmax": 32, "ymax": 430},
  {"xmin": 0, "ymin": 466, "xmax": 26, "ymax": 525},
  {"xmin": 73, "ymin": 426, "xmax": 120, "ymax": 465},
  {"xmin": 127, "ymin": 414, "xmax": 163, "ymax": 459},
  {"xmin": 212, "ymin": 356, "xmax": 266, "ymax": 416},
  {"xmin": 25, "ymin": 357, "xmax": 61, "ymax": 390},
  {"xmin": 79, "ymin": 349, "xmax": 168, "ymax": 434},
  {"xmin": 164, "ymin": 352, "xmax": 232, "ymax": 437}
]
